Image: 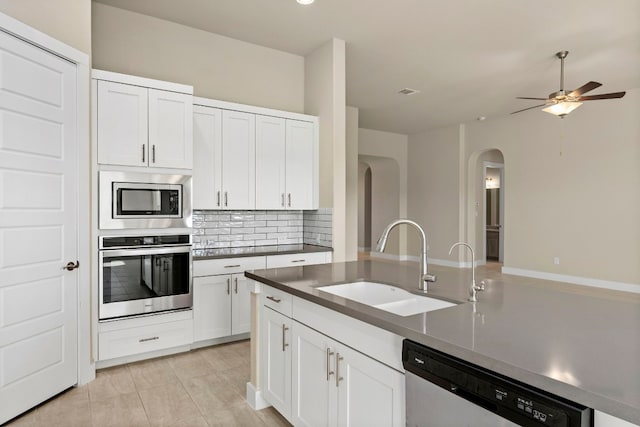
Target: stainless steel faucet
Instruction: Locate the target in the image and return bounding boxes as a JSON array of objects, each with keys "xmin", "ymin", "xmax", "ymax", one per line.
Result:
[
  {"xmin": 376, "ymin": 219, "xmax": 436, "ymax": 291},
  {"xmin": 448, "ymin": 242, "xmax": 485, "ymax": 302}
]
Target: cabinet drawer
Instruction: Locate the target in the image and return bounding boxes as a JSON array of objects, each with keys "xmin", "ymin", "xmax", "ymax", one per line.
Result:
[
  {"xmin": 262, "ymin": 285, "xmax": 293, "ymax": 317},
  {"xmin": 98, "ymin": 318, "xmax": 193, "ymax": 361},
  {"xmin": 194, "ymin": 256, "xmax": 266, "ymax": 277},
  {"xmin": 266, "ymin": 252, "xmax": 328, "ymax": 268}
]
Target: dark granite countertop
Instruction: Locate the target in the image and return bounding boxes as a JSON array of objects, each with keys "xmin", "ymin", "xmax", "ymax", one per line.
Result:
[
  {"xmin": 193, "ymin": 243, "xmax": 332, "ymax": 260},
  {"xmin": 246, "ymin": 260, "xmax": 640, "ymax": 425}
]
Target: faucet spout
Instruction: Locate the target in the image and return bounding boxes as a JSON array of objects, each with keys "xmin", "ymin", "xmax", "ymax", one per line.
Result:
[
  {"xmin": 448, "ymin": 242, "xmax": 485, "ymax": 302},
  {"xmin": 377, "ymin": 219, "xmax": 435, "ymax": 291}
]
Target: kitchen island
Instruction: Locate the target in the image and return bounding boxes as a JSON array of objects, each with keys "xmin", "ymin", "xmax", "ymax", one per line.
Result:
[{"xmin": 246, "ymin": 260, "xmax": 640, "ymax": 426}]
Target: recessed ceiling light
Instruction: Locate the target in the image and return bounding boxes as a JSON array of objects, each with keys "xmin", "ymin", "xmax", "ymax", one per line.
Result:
[{"xmin": 297, "ymin": 0, "xmax": 314, "ymax": 4}]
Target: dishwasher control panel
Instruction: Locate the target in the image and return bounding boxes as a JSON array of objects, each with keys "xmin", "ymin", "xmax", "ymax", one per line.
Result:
[{"xmin": 403, "ymin": 340, "xmax": 592, "ymax": 427}]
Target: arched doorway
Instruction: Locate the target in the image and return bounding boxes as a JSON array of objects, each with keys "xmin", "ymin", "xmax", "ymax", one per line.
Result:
[
  {"xmin": 467, "ymin": 149, "xmax": 505, "ymax": 266},
  {"xmin": 358, "ymin": 155, "xmax": 401, "ymax": 259}
]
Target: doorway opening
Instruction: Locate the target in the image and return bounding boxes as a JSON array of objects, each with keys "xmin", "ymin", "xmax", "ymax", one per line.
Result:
[
  {"xmin": 483, "ymin": 160, "xmax": 505, "ymax": 264},
  {"xmin": 358, "ymin": 156, "xmax": 400, "ymax": 260}
]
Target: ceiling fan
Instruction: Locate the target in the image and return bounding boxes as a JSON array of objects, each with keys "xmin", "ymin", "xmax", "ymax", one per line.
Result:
[{"xmin": 511, "ymin": 50, "xmax": 626, "ymax": 117}]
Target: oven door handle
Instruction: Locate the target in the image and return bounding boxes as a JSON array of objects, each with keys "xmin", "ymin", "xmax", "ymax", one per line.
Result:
[{"xmin": 99, "ymin": 245, "xmax": 192, "ymax": 258}]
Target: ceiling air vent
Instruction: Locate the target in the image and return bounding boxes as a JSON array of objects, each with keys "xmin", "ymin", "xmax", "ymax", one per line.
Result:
[{"xmin": 398, "ymin": 88, "xmax": 420, "ymax": 95}]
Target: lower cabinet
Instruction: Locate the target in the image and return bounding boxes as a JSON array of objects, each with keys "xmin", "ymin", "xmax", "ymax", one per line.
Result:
[
  {"xmin": 259, "ymin": 284, "xmax": 404, "ymax": 426},
  {"xmin": 193, "ymin": 272, "xmax": 253, "ymax": 341},
  {"xmin": 291, "ymin": 321, "xmax": 405, "ymax": 427},
  {"xmin": 261, "ymin": 307, "xmax": 292, "ymax": 420}
]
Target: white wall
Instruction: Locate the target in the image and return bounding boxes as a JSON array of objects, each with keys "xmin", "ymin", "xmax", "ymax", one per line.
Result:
[
  {"xmin": 0, "ymin": 0, "xmax": 91, "ymax": 54},
  {"xmin": 408, "ymin": 89, "xmax": 640, "ymax": 287},
  {"xmin": 358, "ymin": 128, "xmax": 408, "ymax": 257},
  {"xmin": 305, "ymin": 38, "xmax": 347, "ymax": 261},
  {"xmin": 465, "ymin": 89, "xmax": 640, "ymax": 286},
  {"xmin": 407, "ymin": 126, "xmax": 462, "ymax": 264},
  {"xmin": 345, "ymin": 106, "xmax": 359, "ymax": 261},
  {"xmin": 92, "ymin": 3, "xmax": 304, "ymax": 112}
]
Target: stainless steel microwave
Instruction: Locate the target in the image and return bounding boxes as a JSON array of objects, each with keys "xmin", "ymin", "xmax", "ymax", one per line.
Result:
[{"xmin": 99, "ymin": 171, "xmax": 192, "ymax": 229}]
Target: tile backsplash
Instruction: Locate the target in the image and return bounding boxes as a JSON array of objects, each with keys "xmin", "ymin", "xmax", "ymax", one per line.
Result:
[
  {"xmin": 192, "ymin": 210, "xmax": 304, "ymax": 249},
  {"xmin": 192, "ymin": 208, "xmax": 333, "ymax": 249},
  {"xmin": 303, "ymin": 208, "xmax": 333, "ymax": 247}
]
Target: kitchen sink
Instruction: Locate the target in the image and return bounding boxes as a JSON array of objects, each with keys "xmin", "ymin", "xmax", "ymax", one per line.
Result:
[{"xmin": 317, "ymin": 281, "xmax": 457, "ymax": 316}]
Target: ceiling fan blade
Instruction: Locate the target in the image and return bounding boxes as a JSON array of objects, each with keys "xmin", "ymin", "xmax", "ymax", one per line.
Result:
[
  {"xmin": 510, "ymin": 104, "xmax": 547, "ymax": 114},
  {"xmin": 516, "ymin": 97, "xmax": 548, "ymax": 100},
  {"xmin": 568, "ymin": 81, "xmax": 602, "ymax": 97},
  {"xmin": 578, "ymin": 92, "xmax": 626, "ymax": 101}
]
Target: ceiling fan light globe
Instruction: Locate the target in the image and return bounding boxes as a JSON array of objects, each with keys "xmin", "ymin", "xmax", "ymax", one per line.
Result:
[{"xmin": 542, "ymin": 101, "xmax": 582, "ymax": 117}]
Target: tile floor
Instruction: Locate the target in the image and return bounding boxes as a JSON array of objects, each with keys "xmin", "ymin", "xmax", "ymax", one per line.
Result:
[{"xmin": 6, "ymin": 340, "xmax": 291, "ymax": 427}]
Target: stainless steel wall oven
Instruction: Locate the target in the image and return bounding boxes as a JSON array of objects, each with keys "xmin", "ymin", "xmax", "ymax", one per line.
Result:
[{"xmin": 99, "ymin": 234, "xmax": 192, "ymax": 320}]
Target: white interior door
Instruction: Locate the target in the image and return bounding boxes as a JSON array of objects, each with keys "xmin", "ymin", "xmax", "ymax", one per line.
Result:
[{"xmin": 0, "ymin": 31, "xmax": 78, "ymax": 424}]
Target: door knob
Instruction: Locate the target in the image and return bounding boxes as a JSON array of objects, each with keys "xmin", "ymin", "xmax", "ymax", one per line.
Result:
[{"xmin": 64, "ymin": 261, "xmax": 79, "ymax": 271}]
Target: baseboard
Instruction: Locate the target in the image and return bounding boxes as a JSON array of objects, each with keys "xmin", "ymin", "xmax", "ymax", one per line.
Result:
[
  {"xmin": 246, "ymin": 382, "xmax": 271, "ymax": 410},
  {"xmin": 191, "ymin": 333, "xmax": 249, "ymax": 350},
  {"xmin": 357, "ymin": 246, "xmax": 371, "ymax": 252},
  {"xmin": 501, "ymin": 267, "xmax": 640, "ymax": 294}
]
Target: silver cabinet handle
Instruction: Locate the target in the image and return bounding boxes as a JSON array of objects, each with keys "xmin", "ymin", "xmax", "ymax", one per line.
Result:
[
  {"xmin": 152, "ymin": 144, "xmax": 156, "ymax": 163},
  {"xmin": 139, "ymin": 336, "xmax": 159, "ymax": 343},
  {"xmin": 266, "ymin": 295, "xmax": 281, "ymax": 303},
  {"xmin": 287, "ymin": 193, "xmax": 291, "ymax": 207},
  {"xmin": 326, "ymin": 347, "xmax": 335, "ymax": 381},
  {"xmin": 226, "ymin": 277, "xmax": 230, "ymax": 295},
  {"xmin": 282, "ymin": 324, "xmax": 289, "ymax": 352},
  {"xmin": 142, "ymin": 145, "xmax": 146, "ymax": 162},
  {"xmin": 335, "ymin": 352, "xmax": 344, "ymax": 387},
  {"xmin": 63, "ymin": 260, "xmax": 80, "ymax": 271},
  {"xmin": 224, "ymin": 192, "xmax": 228, "ymax": 207},
  {"xmin": 281, "ymin": 193, "xmax": 285, "ymax": 207},
  {"xmin": 234, "ymin": 277, "xmax": 238, "ymax": 294},
  {"xmin": 291, "ymin": 259, "xmax": 306, "ymax": 263},
  {"xmin": 224, "ymin": 264, "xmax": 241, "ymax": 268},
  {"xmin": 217, "ymin": 191, "xmax": 221, "ymax": 207}
]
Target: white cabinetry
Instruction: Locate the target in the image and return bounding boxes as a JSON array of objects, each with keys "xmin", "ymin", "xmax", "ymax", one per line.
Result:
[
  {"xmin": 261, "ymin": 306, "xmax": 292, "ymax": 420},
  {"xmin": 193, "ymin": 256, "xmax": 266, "ymax": 342},
  {"xmin": 265, "ymin": 251, "xmax": 331, "ymax": 269},
  {"xmin": 192, "ymin": 97, "xmax": 318, "ymax": 210},
  {"xmin": 97, "ymin": 310, "xmax": 193, "ymax": 364},
  {"xmin": 221, "ymin": 110, "xmax": 255, "ymax": 209},
  {"xmin": 255, "ymin": 117, "xmax": 316, "ymax": 209},
  {"xmin": 94, "ymin": 71, "xmax": 193, "ymax": 170},
  {"xmin": 291, "ymin": 321, "xmax": 404, "ymax": 427},
  {"xmin": 192, "ymin": 106, "xmax": 255, "ymax": 209},
  {"xmin": 193, "ymin": 106, "xmax": 222, "ymax": 208},
  {"xmin": 258, "ymin": 283, "xmax": 403, "ymax": 426}
]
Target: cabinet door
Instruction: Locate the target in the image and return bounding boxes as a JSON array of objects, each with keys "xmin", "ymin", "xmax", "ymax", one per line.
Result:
[
  {"xmin": 285, "ymin": 120, "xmax": 315, "ymax": 209},
  {"xmin": 193, "ymin": 276, "xmax": 231, "ymax": 342},
  {"xmin": 291, "ymin": 322, "xmax": 333, "ymax": 427},
  {"xmin": 221, "ymin": 110, "xmax": 255, "ymax": 209},
  {"xmin": 231, "ymin": 274, "xmax": 251, "ymax": 335},
  {"xmin": 255, "ymin": 115, "xmax": 286, "ymax": 210},
  {"xmin": 97, "ymin": 80, "xmax": 148, "ymax": 167},
  {"xmin": 336, "ymin": 343, "xmax": 405, "ymax": 427},
  {"xmin": 193, "ymin": 106, "xmax": 223, "ymax": 209},
  {"xmin": 260, "ymin": 307, "xmax": 292, "ymax": 420},
  {"xmin": 148, "ymin": 89, "xmax": 193, "ymax": 169}
]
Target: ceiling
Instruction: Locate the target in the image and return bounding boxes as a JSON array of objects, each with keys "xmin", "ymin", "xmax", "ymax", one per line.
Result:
[{"xmin": 93, "ymin": 0, "xmax": 640, "ymax": 135}]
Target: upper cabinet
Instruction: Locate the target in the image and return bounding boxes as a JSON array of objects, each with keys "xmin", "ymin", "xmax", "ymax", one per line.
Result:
[
  {"xmin": 94, "ymin": 70, "xmax": 193, "ymax": 170},
  {"xmin": 193, "ymin": 97, "xmax": 318, "ymax": 211},
  {"xmin": 193, "ymin": 106, "xmax": 256, "ymax": 210},
  {"xmin": 255, "ymin": 117, "xmax": 315, "ymax": 210}
]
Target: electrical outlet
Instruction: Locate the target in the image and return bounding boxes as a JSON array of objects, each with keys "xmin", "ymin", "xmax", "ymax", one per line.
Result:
[{"xmin": 553, "ymin": 257, "xmax": 560, "ymax": 265}]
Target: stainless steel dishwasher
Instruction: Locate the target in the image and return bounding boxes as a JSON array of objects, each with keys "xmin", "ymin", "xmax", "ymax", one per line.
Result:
[{"xmin": 403, "ymin": 340, "xmax": 592, "ymax": 427}]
